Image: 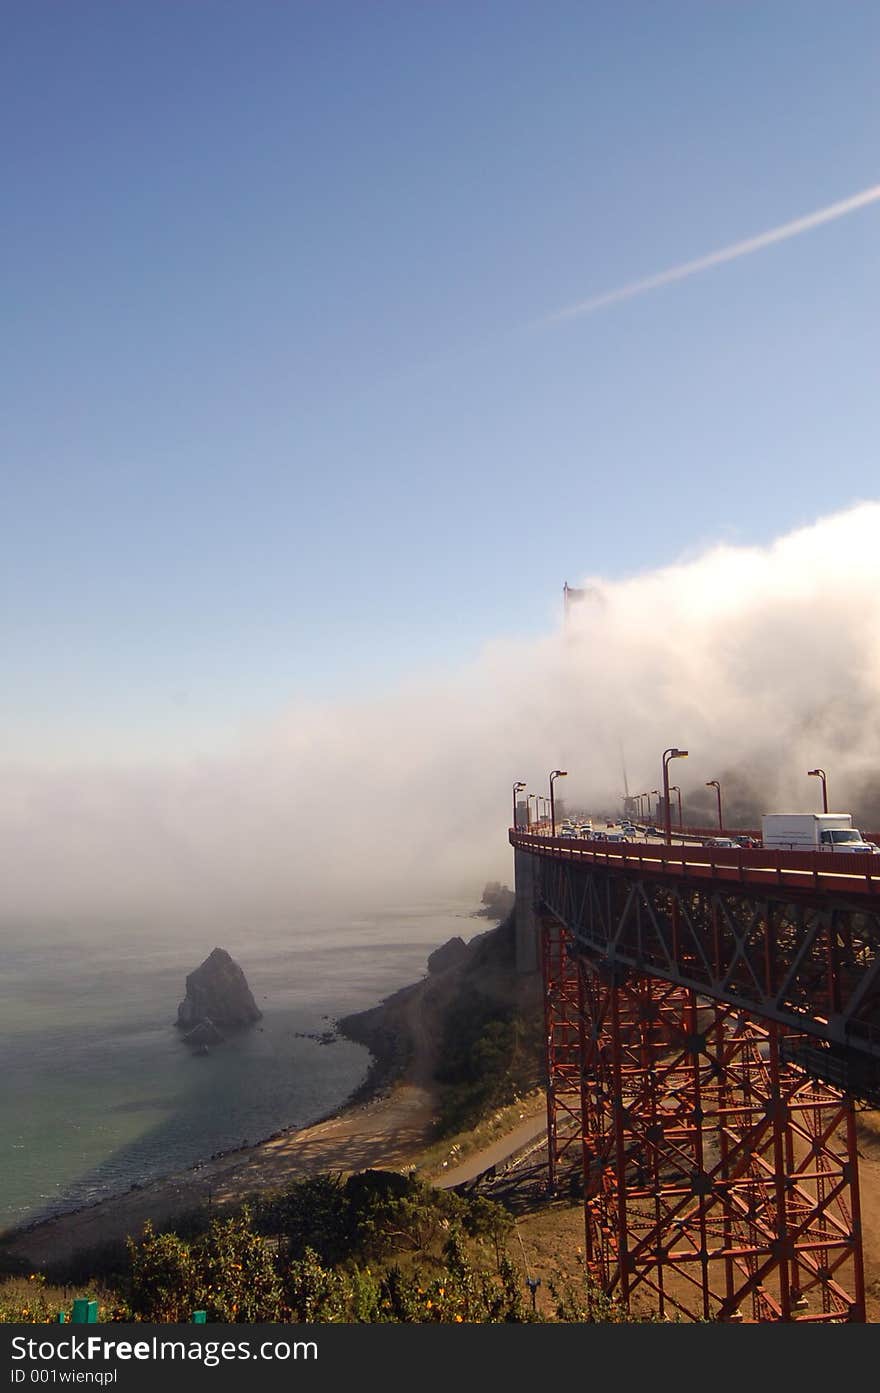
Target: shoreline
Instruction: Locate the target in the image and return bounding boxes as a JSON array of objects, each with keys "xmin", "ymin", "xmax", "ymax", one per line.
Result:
[
  {"xmin": 0, "ymin": 970, "xmax": 437, "ymax": 1273},
  {"xmin": 1, "ymin": 1030, "xmax": 395, "ymax": 1242}
]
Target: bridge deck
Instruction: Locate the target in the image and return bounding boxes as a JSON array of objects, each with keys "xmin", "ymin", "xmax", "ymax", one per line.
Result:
[{"xmin": 510, "ymin": 828, "xmax": 880, "ymax": 899}]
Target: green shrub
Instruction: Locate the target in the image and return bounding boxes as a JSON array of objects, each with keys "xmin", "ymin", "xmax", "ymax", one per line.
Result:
[
  {"xmin": 127, "ymin": 1223, "xmax": 198, "ymax": 1322},
  {"xmin": 434, "ymin": 991, "xmax": 541, "ymax": 1138},
  {"xmin": 194, "ymin": 1209, "xmax": 283, "ymax": 1323},
  {"xmin": 253, "ymin": 1170, "xmax": 468, "ymax": 1264},
  {"xmin": 284, "ymin": 1247, "xmax": 350, "ymax": 1322}
]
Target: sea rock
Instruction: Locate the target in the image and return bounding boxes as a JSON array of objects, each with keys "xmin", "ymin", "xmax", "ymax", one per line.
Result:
[
  {"xmin": 428, "ymin": 936, "xmax": 470, "ymax": 975},
  {"xmin": 176, "ymin": 948, "xmax": 262, "ymax": 1032},
  {"xmin": 182, "ymin": 1018, "xmax": 225, "ymax": 1048}
]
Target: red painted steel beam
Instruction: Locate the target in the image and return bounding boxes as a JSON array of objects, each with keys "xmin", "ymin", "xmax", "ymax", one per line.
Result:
[{"xmin": 536, "ymin": 929, "xmax": 866, "ymax": 1323}]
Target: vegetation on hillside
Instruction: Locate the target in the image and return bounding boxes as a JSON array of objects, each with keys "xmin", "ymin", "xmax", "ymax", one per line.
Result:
[
  {"xmin": 431, "ymin": 913, "xmax": 543, "ymax": 1137},
  {"xmin": 433, "ymin": 989, "xmax": 542, "ymax": 1136},
  {"xmin": 0, "ymin": 1170, "xmax": 657, "ymax": 1323}
]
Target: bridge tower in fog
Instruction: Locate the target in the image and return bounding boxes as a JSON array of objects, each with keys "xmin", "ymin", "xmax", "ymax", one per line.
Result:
[{"xmin": 563, "ymin": 581, "xmax": 588, "ymax": 624}]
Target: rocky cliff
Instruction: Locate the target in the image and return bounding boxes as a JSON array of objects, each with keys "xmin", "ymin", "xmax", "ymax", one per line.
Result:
[
  {"xmin": 427, "ymin": 936, "xmax": 470, "ymax": 975},
  {"xmin": 176, "ymin": 948, "xmax": 262, "ymax": 1034},
  {"xmin": 337, "ymin": 912, "xmax": 541, "ymax": 1119},
  {"xmin": 477, "ymin": 882, "xmax": 516, "ymax": 920}
]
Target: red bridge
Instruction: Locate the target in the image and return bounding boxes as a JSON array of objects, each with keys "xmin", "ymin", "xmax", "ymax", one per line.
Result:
[{"xmin": 510, "ymin": 825, "xmax": 880, "ymax": 1322}]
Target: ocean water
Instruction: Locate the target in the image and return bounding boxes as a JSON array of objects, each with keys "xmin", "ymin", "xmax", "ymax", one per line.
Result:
[{"xmin": 0, "ymin": 900, "xmax": 479, "ymax": 1231}]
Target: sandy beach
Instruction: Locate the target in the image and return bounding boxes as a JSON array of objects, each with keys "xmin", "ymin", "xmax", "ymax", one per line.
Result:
[{"xmin": 2, "ymin": 1080, "xmax": 439, "ymax": 1272}]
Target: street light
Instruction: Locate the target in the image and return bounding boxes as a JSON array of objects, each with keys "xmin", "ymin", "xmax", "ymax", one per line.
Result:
[
  {"xmin": 512, "ymin": 782, "xmax": 526, "ymax": 830},
  {"xmin": 669, "ymin": 784, "xmax": 683, "ymax": 831},
  {"xmin": 650, "ymin": 790, "xmax": 660, "ymax": 821},
  {"xmin": 549, "ymin": 769, "xmax": 567, "ymax": 837},
  {"xmin": 527, "ymin": 793, "xmax": 538, "ymax": 828},
  {"xmin": 662, "ymin": 749, "xmax": 689, "ymax": 845},
  {"xmin": 706, "ymin": 779, "xmax": 723, "ymax": 832},
  {"xmin": 807, "ymin": 768, "xmax": 829, "ymax": 814}
]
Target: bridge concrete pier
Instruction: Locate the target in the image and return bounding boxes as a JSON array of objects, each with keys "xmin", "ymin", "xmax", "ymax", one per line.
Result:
[{"xmin": 513, "ymin": 848, "xmax": 540, "ymax": 974}]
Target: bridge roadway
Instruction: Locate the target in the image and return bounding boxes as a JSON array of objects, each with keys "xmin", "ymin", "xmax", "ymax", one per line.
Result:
[{"xmin": 511, "ymin": 823, "xmax": 880, "ymax": 1100}]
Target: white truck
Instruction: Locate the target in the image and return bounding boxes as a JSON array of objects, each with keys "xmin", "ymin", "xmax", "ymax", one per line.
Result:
[{"xmin": 761, "ymin": 813, "xmax": 880, "ymax": 854}]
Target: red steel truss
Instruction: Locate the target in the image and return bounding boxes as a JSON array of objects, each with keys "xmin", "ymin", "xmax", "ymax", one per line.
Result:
[
  {"xmin": 541, "ymin": 917, "xmax": 583, "ymax": 1188},
  {"xmin": 540, "ymin": 915, "xmax": 865, "ymax": 1322}
]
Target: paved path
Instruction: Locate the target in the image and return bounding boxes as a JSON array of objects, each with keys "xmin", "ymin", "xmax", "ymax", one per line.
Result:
[{"xmin": 437, "ymin": 1111, "xmax": 547, "ymax": 1188}]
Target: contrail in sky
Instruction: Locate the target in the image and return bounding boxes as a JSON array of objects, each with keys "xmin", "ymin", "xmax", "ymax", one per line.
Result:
[{"xmin": 545, "ymin": 181, "xmax": 880, "ymax": 324}]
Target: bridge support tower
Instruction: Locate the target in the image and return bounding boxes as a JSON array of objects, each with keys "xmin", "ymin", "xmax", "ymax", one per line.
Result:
[{"xmin": 540, "ymin": 914, "xmax": 866, "ymax": 1321}]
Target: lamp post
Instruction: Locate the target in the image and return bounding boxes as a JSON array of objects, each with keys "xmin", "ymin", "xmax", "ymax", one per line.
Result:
[
  {"xmin": 512, "ymin": 782, "xmax": 526, "ymax": 830},
  {"xmin": 527, "ymin": 793, "xmax": 538, "ymax": 828},
  {"xmin": 807, "ymin": 768, "xmax": 829, "ymax": 814},
  {"xmin": 706, "ymin": 779, "xmax": 723, "ymax": 832},
  {"xmin": 650, "ymin": 789, "xmax": 660, "ymax": 821},
  {"xmin": 669, "ymin": 784, "xmax": 683, "ymax": 831},
  {"xmin": 662, "ymin": 750, "xmax": 689, "ymax": 845},
  {"xmin": 549, "ymin": 769, "xmax": 567, "ymax": 837}
]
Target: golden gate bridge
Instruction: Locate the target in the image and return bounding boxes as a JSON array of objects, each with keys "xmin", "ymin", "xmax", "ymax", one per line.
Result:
[{"xmin": 510, "ymin": 815, "xmax": 880, "ymax": 1321}]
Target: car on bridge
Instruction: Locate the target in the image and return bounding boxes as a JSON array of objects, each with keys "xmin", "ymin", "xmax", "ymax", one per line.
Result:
[{"xmin": 707, "ymin": 837, "xmax": 741, "ymax": 849}]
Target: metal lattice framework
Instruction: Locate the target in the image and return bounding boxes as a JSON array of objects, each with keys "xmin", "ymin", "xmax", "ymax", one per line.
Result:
[
  {"xmin": 515, "ymin": 834, "xmax": 873, "ymax": 1322},
  {"xmin": 522, "ymin": 834, "xmax": 880, "ymax": 1095},
  {"xmin": 541, "ymin": 918, "xmax": 865, "ymax": 1321}
]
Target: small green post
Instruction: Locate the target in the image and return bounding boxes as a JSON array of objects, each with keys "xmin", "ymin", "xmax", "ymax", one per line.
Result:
[
  {"xmin": 191, "ymin": 1310, "xmax": 207, "ymax": 1324},
  {"xmin": 56, "ymin": 1312, "xmax": 66, "ymax": 1323},
  {"xmin": 71, "ymin": 1298, "xmax": 98, "ymax": 1323}
]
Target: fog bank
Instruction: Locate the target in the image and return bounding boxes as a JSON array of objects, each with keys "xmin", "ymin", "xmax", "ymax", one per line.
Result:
[{"xmin": 3, "ymin": 503, "xmax": 879, "ymax": 929}]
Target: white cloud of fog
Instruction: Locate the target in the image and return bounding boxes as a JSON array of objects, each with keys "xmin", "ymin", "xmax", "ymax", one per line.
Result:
[{"xmin": 3, "ymin": 502, "xmax": 880, "ymax": 927}]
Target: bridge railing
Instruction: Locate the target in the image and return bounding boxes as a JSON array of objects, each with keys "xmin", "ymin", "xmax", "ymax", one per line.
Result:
[{"xmin": 510, "ymin": 828, "xmax": 880, "ymax": 897}]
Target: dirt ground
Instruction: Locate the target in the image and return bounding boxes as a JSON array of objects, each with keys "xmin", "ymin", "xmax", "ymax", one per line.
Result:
[
  {"xmin": 854, "ymin": 1112, "xmax": 880, "ymax": 1320},
  {"xmin": 500, "ymin": 1110, "xmax": 880, "ymax": 1323}
]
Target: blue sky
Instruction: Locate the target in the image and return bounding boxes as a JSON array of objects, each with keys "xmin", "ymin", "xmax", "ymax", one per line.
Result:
[{"xmin": 4, "ymin": 2, "xmax": 879, "ymax": 762}]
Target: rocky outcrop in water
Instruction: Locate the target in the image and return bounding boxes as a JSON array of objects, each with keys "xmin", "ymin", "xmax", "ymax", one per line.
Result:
[
  {"xmin": 182, "ymin": 1019, "xmax": 225, "ymax": 1048},
  {"xmin": 176, "ymin": 948, "xmax": 261, "ymax": 1037}
]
